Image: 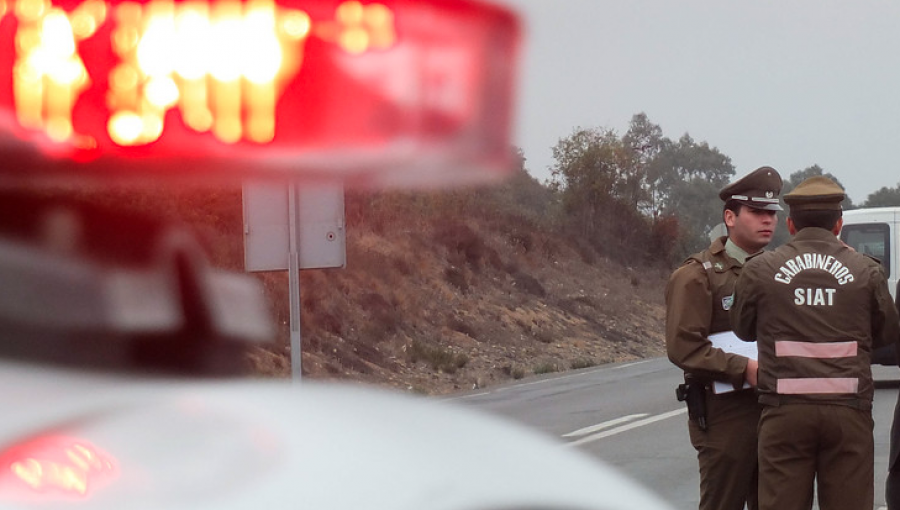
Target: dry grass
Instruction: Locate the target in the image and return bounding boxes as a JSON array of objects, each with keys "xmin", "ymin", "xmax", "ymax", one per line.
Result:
[
  {"xmin": 248, "ymin": 189, "xmax": 668, "ymax": 395},
  {"xmin": 23, "ymin": 179, "xmax": 669, "ymax": 395}
]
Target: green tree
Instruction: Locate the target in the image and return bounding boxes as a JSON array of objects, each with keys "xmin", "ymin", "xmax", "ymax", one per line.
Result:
[
  {"xmin": 488, "ymin": 147, "xmax": 559, "ymax": 226},
  {"xmin": 550, "ymin": 127, "xmax": 631, "ymax": 238},
  {"xmin": 768, "ymin": 165, "xmax": 856, "ymax": 247},
  {"xmin": 652, "ymin": 133, "xmax": 735, "ymax": 254},
  {"xmin": 549, "ymin": 116, "xmax": 742, "ymax": 264},
  {"xmin": 862, "ymin": 182, "xmax": 900, "ymax": 207},
  {"xmin": 622, "ymin": 112, "xmax": 663, "ymax": 212},
  {"xmin": 783, "ymin": 165, "xmax": 855, "ymax": 210},
  {"xmin": 550, "ymin": 126, "xmax": 659, "ymax": 263}
]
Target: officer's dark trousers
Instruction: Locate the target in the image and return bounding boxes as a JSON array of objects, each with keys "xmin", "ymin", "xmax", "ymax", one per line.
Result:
[
  {"xmin": 886, "ymin": 470, "xmax": 900, "ymax": 510},
  {"xmin": 758, "ymin": 404, "xmax": 873, "ymax": 510},
  {"xmin": 688, "ymin": 389, "xmax": 760, "ymax": 510},
  {"xmin": 887, "ymin": 389, "xmax": 900, "ymax": 510}
]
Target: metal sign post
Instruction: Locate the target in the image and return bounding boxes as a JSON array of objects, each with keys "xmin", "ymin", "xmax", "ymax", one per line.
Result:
[
  {"xmin": 243, "ymin": 181, "xmax": 346, "ymax": 381},
  {"xmin": 287, "ymin": 184, "xmax": 303, "ymax": 381}
]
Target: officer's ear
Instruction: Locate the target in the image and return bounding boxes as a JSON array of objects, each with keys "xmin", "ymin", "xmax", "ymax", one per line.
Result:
[
  {"xmin": 832, "ymin": 217, "xmax": 843, "ymax": 236},
  {"xmin": 723, "ymin": 207, "xmax": 738, "ymax": 229},
  {"xmin": 787, "ymin": 217, "xmax": 798, "ymax": 236}
]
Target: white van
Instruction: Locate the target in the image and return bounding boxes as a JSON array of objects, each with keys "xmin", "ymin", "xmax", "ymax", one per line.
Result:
[{"xmin": 839, "ymin": 207, "xmax": 900, "ymax": 365}]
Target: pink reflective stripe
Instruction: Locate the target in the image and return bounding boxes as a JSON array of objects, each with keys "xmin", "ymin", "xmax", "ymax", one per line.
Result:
[
  {"xmin": 777, "ymin": 378, "xmax": 859, "ymax": 394},
  {"xmin": 775, "ymin": 341, "xmax": 858, "ymax": 358}
]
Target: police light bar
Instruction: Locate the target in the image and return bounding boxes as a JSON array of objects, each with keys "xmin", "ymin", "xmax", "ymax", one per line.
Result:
[{"xmin": 0, "ymin": 0, "xmax": 520, "ymax": 187}]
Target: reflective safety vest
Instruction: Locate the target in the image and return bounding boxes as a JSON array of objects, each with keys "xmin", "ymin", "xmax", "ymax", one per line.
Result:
[{"xmin": 730, "ymin": 227, "xmax": 900, "ymax": 410}]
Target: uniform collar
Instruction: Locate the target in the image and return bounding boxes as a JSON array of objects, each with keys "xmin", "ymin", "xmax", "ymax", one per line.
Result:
[
  {"xmin": 710, "ymin": 236, "xmax": 728, "ymax": 254},
  {"xmin": 724, "ymin": 238, "xmax": 751, "ymax": 265},
  {"xmin": 793, "ymin": 226, "xmax": 839, "ymax": 242},
  {"xmin": 709, "ymin": 236, "xmax": 743, "ymax": 269}
]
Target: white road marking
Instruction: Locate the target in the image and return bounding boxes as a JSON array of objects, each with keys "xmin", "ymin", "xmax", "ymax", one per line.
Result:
[
  {"xmin": 562, "ymin": 414, "xmax": 649, "ymax": 437},
  {"xmin": 444, "ymin": 370, "xmax": 598, "ymax": 401},
  {"xmin": 451, "ymin": 391, "xmax": 491, "ymax": 400},
  {"xmin": 493, "ymin": 370, "xmax": 594, "ymax": 391},
  {"xmin": 612, "ymin": 360, "xmax": 652, "ymax": 370},
  {"xmin": 564, "ymin": 408, "xmax": 687, "ymax": 447},
  {"xmin": 445, "ymin": 359, "xmax": 658, "ymax": 401}
]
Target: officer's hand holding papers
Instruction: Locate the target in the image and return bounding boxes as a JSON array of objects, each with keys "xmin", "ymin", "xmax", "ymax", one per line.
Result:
[{"xmin": 709, "ymin": 331, "xmax": 758, "ymax": 394}]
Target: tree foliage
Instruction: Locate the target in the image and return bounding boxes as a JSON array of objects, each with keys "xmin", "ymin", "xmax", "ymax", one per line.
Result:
[
  {"xmin": 550, "ymin": 127, "xmax": 636, "ymax": 210},
  {"xmin": 783, "ymin": 165, "xmax": 855, "ymax": 210},
  {"xmin": 549, "ymin": 114, "xmax": 736, "ymax": 263},
  {"xmin": 622, "ymin": 112, "xmax": 664, "ymax": 212},
  {"xmin": 549, "ymin": 126, "xmax": 655, "ymax": 263},
  {"xmin": 862, "ymin": 182, "xmax": 900, "ymax": 208},
  {"xmin": 651, "ymin": 133, "xmax": 734, "ymax": 248},
  {"xmin": 224, "ymin": 114, "xmax": 900, "ymax": 277},
  {"xmin": 765, "ymin": 165, "xmax": 857, "ymax": 247}
]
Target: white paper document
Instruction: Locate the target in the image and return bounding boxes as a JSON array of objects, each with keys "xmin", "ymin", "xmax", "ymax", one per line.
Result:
[{"xmin": 708, "ymin": 331, "xmax": 757, "ymax": 394}]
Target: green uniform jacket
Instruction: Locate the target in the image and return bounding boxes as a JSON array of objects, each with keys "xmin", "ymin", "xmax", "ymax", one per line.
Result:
[
  {"xmin": 887, "ymin": 282, "xmax": 900, "ymax": 471},
  {"xmin": 731, "ymin": 227, "xmax": 900, "ymax": 408},
  {"xmin": 666, "ymin": 236, "xmax": 750, "ymax": 390}
]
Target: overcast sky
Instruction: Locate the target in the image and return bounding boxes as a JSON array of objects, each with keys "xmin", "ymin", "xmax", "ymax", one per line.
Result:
[{"xmin": 496, "ymin": 0, "xmax": 900, "ymax": 204}]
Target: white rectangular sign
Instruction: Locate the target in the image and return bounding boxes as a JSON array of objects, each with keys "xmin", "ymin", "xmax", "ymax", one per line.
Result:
[{"xmin": 242, "ymin": 182, "xmax": 346, "ymax": 272}]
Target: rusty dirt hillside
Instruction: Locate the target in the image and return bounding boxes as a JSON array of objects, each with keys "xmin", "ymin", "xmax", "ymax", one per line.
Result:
[
  {"xmin": 84, "ymin": 169, "xmax": 671, "ymax": 396},
  {"xmin": 243, "ymin": 176, "xmax": 671, "ymax": 396}
]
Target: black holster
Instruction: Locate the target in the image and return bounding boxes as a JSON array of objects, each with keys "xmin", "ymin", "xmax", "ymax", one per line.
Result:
[{"xmin": 676, "ymin": 375, "xmax": 708, "ymax": 431}]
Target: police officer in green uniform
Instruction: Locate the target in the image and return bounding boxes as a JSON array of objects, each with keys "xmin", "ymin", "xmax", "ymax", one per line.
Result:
[
  {"xmin": 666, "ymin": 165, "xmax": 783, "ymax": 510},
  {"xmin": 731, "ymin": 176, "xmax": 900, "ymax": 510}
]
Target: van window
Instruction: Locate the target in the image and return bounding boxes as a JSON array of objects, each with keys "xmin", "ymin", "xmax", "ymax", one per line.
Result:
[{"xmin": 840, "ymin": 223, "xmax": 891, "ymax": 277}]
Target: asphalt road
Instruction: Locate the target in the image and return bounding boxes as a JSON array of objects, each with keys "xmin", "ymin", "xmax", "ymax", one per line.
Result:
[{"xmin": 446, "ymin": 357, "xmax": 900, "ymax": 510}]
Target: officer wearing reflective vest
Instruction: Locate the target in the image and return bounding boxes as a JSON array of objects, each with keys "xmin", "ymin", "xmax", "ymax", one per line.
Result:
[
  {"xmin": 730, "ymin": 175, "xmax": 900, "ymax": 510},
  {"xmin": 666, "ymin": 166, "xmax": 783, "ymax": 510}
]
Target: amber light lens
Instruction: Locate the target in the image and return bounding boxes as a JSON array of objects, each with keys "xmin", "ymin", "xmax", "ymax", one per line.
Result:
[
  {"xmin": 3, "ymin": 0, "xmax": 391, "ymax": 147},
  {"xmin": 0, "ymin": 435, "xmax": 118, "ymax": 500}
]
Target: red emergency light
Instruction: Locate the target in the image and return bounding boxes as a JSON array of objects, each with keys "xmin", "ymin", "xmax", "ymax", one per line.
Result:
[
  {"xmin": 0, "ymin": 0, "xmax": 520, "ymax": 187},
  {"xmin": 0, "ymin": 435, "xmax": 118, "ymax": 500}
]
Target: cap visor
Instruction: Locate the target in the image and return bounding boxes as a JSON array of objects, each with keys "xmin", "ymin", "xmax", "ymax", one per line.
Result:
[{"xmin": 744, "ymin": 202, "xmax": 782, "ymax": 211}]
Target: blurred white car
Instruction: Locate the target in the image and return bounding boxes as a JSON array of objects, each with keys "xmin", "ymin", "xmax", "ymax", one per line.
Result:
[
  {"xmin": 0, "ymin": 358, "xmax": 675, "ymax": 510},
  {"xmin": 0, "ymin": 195, "xmax": 675, "ymax": 510},
  {"xmin": 0, "ymin": 1, "xmax": 675, "ymax": 508}
]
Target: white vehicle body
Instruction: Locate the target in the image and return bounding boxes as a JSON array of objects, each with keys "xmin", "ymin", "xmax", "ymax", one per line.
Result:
[
  {"xmin": 839, "ymin": 206, "xmax": 900, "ymax": 365},
  {"xmin": 840, "ymin": 207, "xmax": 899, "ymax": 300},
  {"xmin": 0, "ymin": 360, "xmax": 675, "ymax": 510},
  {"xmin": 0, "ymin": 192, "xmax": 676, "ymax": 510}
]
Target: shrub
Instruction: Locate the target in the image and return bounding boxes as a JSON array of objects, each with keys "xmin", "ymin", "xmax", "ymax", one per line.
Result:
[
  {"xmin": 502, "ymin": 364, "xmax": 526, "ymax": 380},
  {"xmin": 534, "ymin": 330, "xmax": 554, "ymax": 344},
  {"xmin": 570, "ymin": 358, "xmax": 596, "ymax": 370},
  {"xmin": 444, "ymin": 267, "xmax": 469, "ymax": 292},
  {"xmin": 448, "ymin": 317, "xmax": 479, "ymax": 340},
  {"xmin": 433, "ymin": 222, "xmax": 487, "ymax": 269},
  {"xmin": 408, "ymin": 340, "xmax": 468, "ymax": 374},
  {"xmin": 358, "ymin": 292, "xmax": 402, "ymax": 340},
  {"xmin": 533, "ymin": 362, "xmax": 559, "ymax": 375},
  {"xmin": 512, "ymin": 271, "xmax": 546, "ymax": 297}
]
